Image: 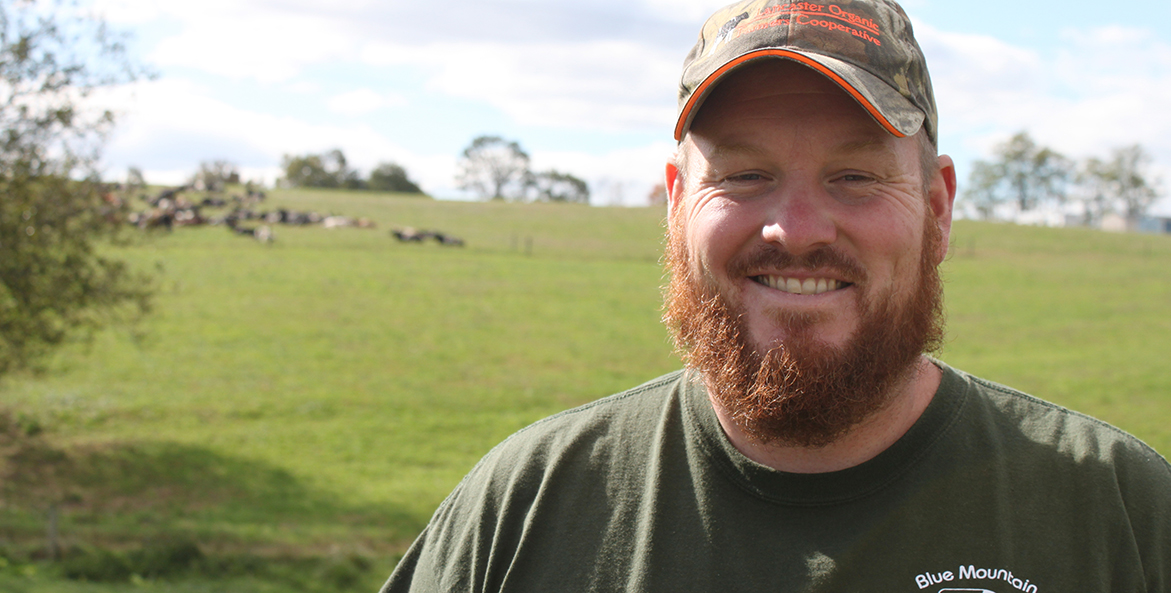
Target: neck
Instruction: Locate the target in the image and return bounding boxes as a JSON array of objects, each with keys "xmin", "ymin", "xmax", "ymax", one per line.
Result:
[{"xmin": 707, "ymin": 356, "xmax": 942, "ymax": 474}]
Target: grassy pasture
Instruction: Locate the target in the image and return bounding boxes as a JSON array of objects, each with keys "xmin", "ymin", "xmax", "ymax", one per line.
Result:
[
  {"xmin": 942, "ymin": 222, "xmax": 1171, "ymax": 447},
  {"xmin": 1, "ymin": 188, "xmax": 1170, "ymax": 591}
]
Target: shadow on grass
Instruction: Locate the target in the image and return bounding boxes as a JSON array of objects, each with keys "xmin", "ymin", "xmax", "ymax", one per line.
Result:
[{"xmin": 0, "ymin": 412, "xmax": 414, "ymax": 588}]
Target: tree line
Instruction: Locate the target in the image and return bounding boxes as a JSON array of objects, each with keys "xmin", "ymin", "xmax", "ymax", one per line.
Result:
[
  {"xmin": 965, "ymin": 131, "xmax": 1162, "ymax": 228},
  {"xmin": 124, "ymin": 153, "xmax": 426, "ymax": 197},
  {"xmin": 279, "ymin": 149, "xmax": 424, "ymax": 194},
  {"xmin": 455, "ymin": 135, "xmax": 590, "ymax": 204},
  {"xmin": 278, "ymin": 136, "xmax": 592, "ymax": 204}
]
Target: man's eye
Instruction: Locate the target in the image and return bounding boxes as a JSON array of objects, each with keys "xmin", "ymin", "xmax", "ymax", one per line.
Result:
[
  {"xmin": 837, "ymin": 173, "xmax": 874, "ymax": 183},
  {"xmin": 727, "ymin": 173, "xmax": 764, "ymax": 183}
]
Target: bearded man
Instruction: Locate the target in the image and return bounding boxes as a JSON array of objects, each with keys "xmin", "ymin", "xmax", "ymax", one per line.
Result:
[{"xmin": 383, "ymin": 1, "xmax": 1171, "ymax": 591}]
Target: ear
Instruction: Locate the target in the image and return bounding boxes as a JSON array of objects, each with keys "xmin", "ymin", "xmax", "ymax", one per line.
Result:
[
  {"xmin": 665, "ymin": 154, "xmax": 685, "ymax": 219},
  {"xmin": 928, "ymin": 154, "xmax": 957, "ymax": 264}
]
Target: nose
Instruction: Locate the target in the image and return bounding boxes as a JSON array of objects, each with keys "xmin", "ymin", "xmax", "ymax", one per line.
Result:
[{"xmin": 760, "ymin": 185, "xmax": 838, "ymax": 255}]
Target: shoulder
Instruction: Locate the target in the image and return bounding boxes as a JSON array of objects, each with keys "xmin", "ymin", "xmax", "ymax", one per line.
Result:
[
  {"xmin": 514, "ymin": 370, "xmax": 687, "ymax": 433},
  {"xmin": 947, "ymin": 367, "xmax": 1171, "ymax": 585},
  {"xmin": 471, "ymin": 370, "xmax": 688, "ymax": 475},
  {"xmin": 383, "ymin": 372, "xmax": 691, "ymax": 591},
  {"xmin": 427, "ymin": 370, "xmax": 689, "ymax": 508},
  {"xmin": 943, "ymin": 364, "xmax": 1171, "ymax": 497}
]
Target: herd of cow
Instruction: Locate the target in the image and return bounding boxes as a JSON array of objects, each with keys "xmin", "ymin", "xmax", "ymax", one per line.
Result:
[{"xmin": 126, "ymin": 185, "xmax": 464, "ymax": 247}]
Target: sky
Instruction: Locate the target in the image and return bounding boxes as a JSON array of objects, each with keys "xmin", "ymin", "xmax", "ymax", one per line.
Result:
[{"xmin": 86, "ymin": 0, "xmax": 1171, "ymax": 211}]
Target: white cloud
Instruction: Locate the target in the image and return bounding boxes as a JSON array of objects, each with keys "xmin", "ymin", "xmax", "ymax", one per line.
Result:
[
  {"xmin": 90, "ymin": 0, "xmax": 166, "ymax": 24},
  {"xmin": 108, "ymin": 0, "xmax": 360, "ymax": 83},
  {"xmin": 284, "ymin": 80, "xmax": 323, "ymax": 94},
  {"xmin": 916, "ymin": 21, "xmax": 1171, "ymax": 191},
  {"xmin": 531, "ymin": 141, "xmax": 677, "ymax": 206},
  {"xmin": 363, "ymin": 39, "xmax": 679, "ymax": 132},
  {"xmin": 637, "ymin": 0, "xmax": 730, "ymax": 24},
  {"xmin": 325, "ymin": 89, "xmax": 407, "ymax": 116},
  {"xmin": 93, "ymin": 78, "xmax": 445, "ymax": 189},
  {"xmin": 91, "ymin": 0, "xmax": 689, "ymax": 135},
  {"xmin": 915, "ymin": 22, "xmax": 1047, "ymax": 135},
  {"xmin": 96, "ymin": 0, "xmax": 697, "ymax": 85}
]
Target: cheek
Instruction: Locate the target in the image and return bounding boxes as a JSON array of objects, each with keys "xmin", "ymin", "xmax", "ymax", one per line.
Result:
[
  {"xmin": 838, "ymin": 205, "xmax": 927, "ymax": 294},
  {"xmin": 686, "ymin": 205, "xmax": 752, "ymax": 280},
  {"xmin": 866, "ymin": 231, "xmax": 925, "ymax": 298}
]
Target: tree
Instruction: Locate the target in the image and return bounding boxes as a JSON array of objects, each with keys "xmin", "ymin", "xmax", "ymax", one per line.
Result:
[
  {"xmin": 528, "ymin": 169, "xmax": 589, "ymax": 204},
  {"xmin": 0, "ymin": 0, "xmax": 153, "ymax": 376},
  {"xmin": 456, "ymin": 135, "xmax": 530, "ymax": 200},
  {"xmin": 964, "ymin": 132, "xmax": 1073, "ymax": 219},
  {"xmin": 647, "ymin": 182, "xmax": 668, "ymax": 206},
  {"xmin": 1078, "ymin": 158, "xmax": 1116, "ymax": 227},
  {"xmin": 189, "ymin": 159, "xmax": 239, "ymax": 192},
  {"xmin": 125, "ymin": 166, "xmax": 145, "ymax": 191},
  {"xmin": 281, "ymin": 148, "xmax": 363, "ymax": 189},
  {"xmin": 1079, "ymin": 145, "xmax": 1160, "ymax": 229},
  {"xmin": 368, "ymin": 161, "xmax": 423, "ymax": 194},
  {"xmin": 282, "ymin": 152, "xmax": 330, "ymax": 188},
  {"xmin": 330, "ymin": 149, "xmax": 365, "ymax": 190}
]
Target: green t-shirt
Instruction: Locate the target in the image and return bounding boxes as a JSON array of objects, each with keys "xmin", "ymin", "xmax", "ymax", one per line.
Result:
[{"xmin": 383, "ymin": 362, "xmax": 1171, "ymax": 592}]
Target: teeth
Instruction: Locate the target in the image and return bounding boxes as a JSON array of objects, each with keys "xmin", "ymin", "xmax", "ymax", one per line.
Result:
[{"xmin": 762, "ymin": 276, "xmax": 842, "ymax": 295}]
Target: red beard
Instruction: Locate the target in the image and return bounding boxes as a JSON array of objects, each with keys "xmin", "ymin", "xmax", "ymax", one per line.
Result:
[{"xmin": 663, "ymin": 216, "xmax": 945, "ymax": 448}]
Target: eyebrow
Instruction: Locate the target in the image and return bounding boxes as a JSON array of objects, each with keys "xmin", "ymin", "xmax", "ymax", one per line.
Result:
[
  {"xmin": 707, "ymin": 136, "xmax": 898, "ymax": 161},
  {"xmin": 694, "ymin": 133, "xmax": 903, "ymax": 179},
  {"xmin": 830, "ymin": 137, "xmax": 899, "ymax": 161},
  {"xmin": 709, "ymin": 142, "xmax": 771, "ymax": 161}
]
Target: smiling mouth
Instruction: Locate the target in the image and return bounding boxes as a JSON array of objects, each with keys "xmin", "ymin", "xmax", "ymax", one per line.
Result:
[{"xmin": 752, "ymin": 275, "xmax": 850, "ymax": 296}]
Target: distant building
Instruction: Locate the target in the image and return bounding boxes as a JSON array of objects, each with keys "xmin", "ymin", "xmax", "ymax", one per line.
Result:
[
  {"xmin": 1139, "ymin": 197, "xmax": 1171, "ymax": 234},
  {"xmin": 1138, "ymin": 215, "xmax": 1171, "ymax": 234},
  {"xmin": 1101, "ymin": 213, "xmax": 1131, "ymax": 233},
  {"xmin": 957, "ymin": 196, "xmax": 1171, "ymax": 234}
]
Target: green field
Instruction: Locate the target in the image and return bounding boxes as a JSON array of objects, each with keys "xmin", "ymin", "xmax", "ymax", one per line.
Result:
[{"xmin": 2, "ymin": 188, "xmax": 1170, "ymax": 592}]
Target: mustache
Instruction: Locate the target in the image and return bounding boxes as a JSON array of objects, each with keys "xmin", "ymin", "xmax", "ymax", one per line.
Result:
[{"xmin": 726, "ymin": 244, "xmax": 868, "ymax": 285}]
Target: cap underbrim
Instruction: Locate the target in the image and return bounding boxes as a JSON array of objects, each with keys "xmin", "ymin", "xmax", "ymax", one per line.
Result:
[{"xmin": 674, "ymin": 49, "xmax": 926, "ymax": 142}]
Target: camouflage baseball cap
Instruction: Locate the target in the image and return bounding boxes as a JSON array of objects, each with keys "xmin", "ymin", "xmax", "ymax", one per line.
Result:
[{"xmin": 675, "ymin": 0, "xmax": 936, "ymax": 144}]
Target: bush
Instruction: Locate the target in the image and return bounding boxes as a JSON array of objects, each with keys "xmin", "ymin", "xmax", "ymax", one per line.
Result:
[
  {"xmin": 318, "ymin": 553, "xmax": 372, "ymax": 590},
  {"xmin": 59, "ymin": 538, "xmax": 203, "ymax": 582},
  {"xmin": 60, "ymin": 547, "xmax": 133, "ymax": 582},
  {"xmin": 368, "ymin": 162, "xmax": 423, "ymax": 194},
  {"xmin": 127, "ymin": 538, "xmax": 205, "ymax": 579}
]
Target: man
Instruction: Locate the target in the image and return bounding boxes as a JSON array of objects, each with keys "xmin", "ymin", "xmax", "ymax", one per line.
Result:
[{"xmin": 384, "ymin": 1, "xmax": 1171, "ymax": 591}]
